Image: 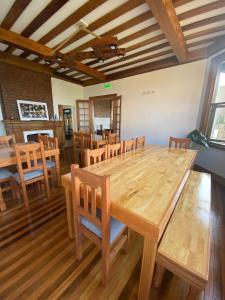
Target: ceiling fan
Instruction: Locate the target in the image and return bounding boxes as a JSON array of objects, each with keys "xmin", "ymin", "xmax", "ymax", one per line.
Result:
[{"xmin": 43, "ymin": 20, "xmax": 126, "ymax": 69}]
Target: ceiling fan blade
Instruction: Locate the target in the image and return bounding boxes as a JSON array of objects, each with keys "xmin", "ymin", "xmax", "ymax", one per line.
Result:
[{"xmin": 74, "ymin": 51, "xmax": 95, "ymax": 61}]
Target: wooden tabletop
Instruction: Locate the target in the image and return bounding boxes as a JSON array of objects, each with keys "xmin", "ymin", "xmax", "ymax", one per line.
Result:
[{"xmin": 62, "ymin": 145, "xmax": 197, "ymax": 239}]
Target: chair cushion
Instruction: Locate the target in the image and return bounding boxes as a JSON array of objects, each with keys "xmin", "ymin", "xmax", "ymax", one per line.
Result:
[
  {"xmin": 0, "ymin": 168, "xmax": 12, "ymax": 180},
  {"xmin": 37, "ymin": 159, "xmax": 55, "ymax": 168},
  {"xmin": 80, "ymin": 208, "xmax": 126, "ymax": 244},
  {"xmin": 13, "ymin": 169, "xmax": 44, "ymax": 183}
]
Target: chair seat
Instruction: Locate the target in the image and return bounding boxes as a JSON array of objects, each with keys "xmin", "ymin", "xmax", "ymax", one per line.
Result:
[
  {"xmin": 37, "ymin": 159, "xmax": 55, "ymax": 168},
  {"xmin": 0, "ymin": 168, "xmax": 12, "ymax": 180},
  {"xmin": 81, "ymin": 208, "xmax": 126, "ymax": 244},
  {"xmin": 13, "ymin": 169, "xmax": 44, "ymax": 183}
]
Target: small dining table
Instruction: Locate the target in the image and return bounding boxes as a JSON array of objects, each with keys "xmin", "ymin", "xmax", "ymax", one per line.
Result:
[
  {"xmin": 92, "ymin": 134, "xmax": 108, "ymax": 148},
  {"xmin": 61, "ymin": 144, "xmax": 197, "ymax": 300}
]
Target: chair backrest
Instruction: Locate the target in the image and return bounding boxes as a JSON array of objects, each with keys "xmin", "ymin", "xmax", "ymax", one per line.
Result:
[
  {"xmin": 107, "ymin": 142, "xmax": 123, "ymax": 158},
  {"xmin": 85, "ymin": 146, "xmax": 107, "ymax": 166},
  {"xmin": 123, "ymin": 139, "xmax": 135, "ymax": 153},
  {"xmin": 71, "ymin": 164, "xmax": 110, "ymax": 243},
  {"xmin": 73, "ymin": 132, "xmax": 83, "ymax": 148},
  {"xmin": 14, "ymin": 142, "xmax": 47, "ymax": 182},
  {"xmin": 108, "ymin": 133, "xmax": 117, "ymax": 144},
  {"xmin": 169, "ymin": 137, "xmax": 190, "ymax": 149},
  {"xmin": 0, "ymin": 134, "xmax": 16, "ymax": 148},
  {"xmin": 38, "ymin": 135, "xmax": 58, "ymax": 150},
  {"xmin": 136, "ymin": 136, "xmax": 145, "ymax": 148},
  {"xmin": 82, "ymin": 132, "xmax": 93, "ymax": 150}
]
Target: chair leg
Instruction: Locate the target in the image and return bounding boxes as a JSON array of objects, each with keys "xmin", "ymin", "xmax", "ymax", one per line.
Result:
[
  {"xmin": 75, "ymin": 233, "xmax": 83, "ymax": 261},
  {"xmin": 0, "ymin": 186, "xmax": 6, "ymax": 212},
  {"xmin": 186, "ymin": 286, "xmax": 201, "ymax": 300},
  {"xmin": 101, "ymin": 245, "xmax": 110, "ymax": 285},
  {"xmin": 22, "ymin": 184, "xmax": 29, "ymax": 207},
  {"xmin": 152, "ymin": 264, "xmax": 166, "ymax": 288}
]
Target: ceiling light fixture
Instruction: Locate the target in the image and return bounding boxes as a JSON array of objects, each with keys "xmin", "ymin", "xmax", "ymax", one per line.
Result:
[
  {"xmin": 109, "ymin": 44, "xmax": 117, "ymax": 50},
  {"xmin": 98, "ymin": 58, "xmax": 104, "ymax": 63}
]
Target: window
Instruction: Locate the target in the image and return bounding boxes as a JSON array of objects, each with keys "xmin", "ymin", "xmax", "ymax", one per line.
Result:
[{"xmin": 208, "ymin": 63, "xmax": 225, "ymax": 144}]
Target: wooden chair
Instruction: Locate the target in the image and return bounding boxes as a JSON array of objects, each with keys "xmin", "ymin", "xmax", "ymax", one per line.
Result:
[
  {"xmin": 0, "ymin": 169, "xmax": 16, "ymax": 212},
  {"xmin": 73, "ymin": 132, "xmax": 83, "ymax": 164},
  {"xmin": 108, "ymin": 133, "xmax": 118, "ymax": 144},
  {"xmin": 71, "ymin": 164, "xmax": 129, "ymax": 284},
  {"xmin": 0, "ymin": 134, "xmax": 16, "ymax": 148},
  {"xmin": 153, "ymin": 171, "xmax": 211, "ymax": 300},
  {"xmin": 135, "ymin": 136, "xmax": 145, "ymax": 148},
  {"xmin": 38, "ymin": 135, "xmax": 59, "ymax": 185},
  {"xmin": 123, "ymin": 139, "xmax": 135, "ymax": 153},
  {"xmin": 13, "ymin": 142, "xmax": 49, "ymax": 207},
  {"xmin": 107, "ymin": 142, "xmax": 123, "ymax": 158},
  {"xmin": 84, "ymin": 146, "xmax": 107, "ymax": 167},
  {"xmin": 169, "ymin": 137, "xmax": 190, "ymax": 149},
  {"xmin": 82, "ymin": 132, "xmax": 93, "ymax": 150}
]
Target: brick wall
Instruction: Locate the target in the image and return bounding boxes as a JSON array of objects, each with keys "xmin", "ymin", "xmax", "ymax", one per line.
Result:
[
  {"xmin": 0, "ymin": 62, "xmax": 53, "ymax": 120},
  {"xmin": 94, "ymin": 99, "xmax": 111, "ymax": 118}
]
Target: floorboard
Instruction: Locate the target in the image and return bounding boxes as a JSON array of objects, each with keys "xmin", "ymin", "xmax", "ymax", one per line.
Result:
[{"xmin": 0, "ymin": 171, "xmax": 224, "ymax": 299}]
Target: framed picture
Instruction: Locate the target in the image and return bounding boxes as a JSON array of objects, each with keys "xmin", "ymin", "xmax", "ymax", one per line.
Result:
[{"xmin": 17, "ymin": 100, "xmax": 49, "ymax": 121}]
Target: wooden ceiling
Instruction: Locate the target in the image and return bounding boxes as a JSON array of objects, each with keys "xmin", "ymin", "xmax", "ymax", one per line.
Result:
[{"xmin": 0, "ymin": 0, "xmax": 225, "ymax": 86}]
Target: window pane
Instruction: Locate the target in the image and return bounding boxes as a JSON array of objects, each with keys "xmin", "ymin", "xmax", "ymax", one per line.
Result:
[
  {"xmin": 214, "ymin": 68, "xmax": 225, "ymax": 103},
  {"xmin": 210, "ymin": 107, "xmax": 225, "ymax": 141}
]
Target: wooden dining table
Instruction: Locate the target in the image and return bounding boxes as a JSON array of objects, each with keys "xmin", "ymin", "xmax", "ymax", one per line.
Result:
[
  {"xmin": 61, "ymin": 144, "xmax": 197, "ymax": 300},
  {"xmin": 92, "ymin": 134, "xmax": 108, "ymax": 148}
]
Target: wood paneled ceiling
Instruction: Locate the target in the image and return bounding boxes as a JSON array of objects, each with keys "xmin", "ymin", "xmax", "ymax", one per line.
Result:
[{"xmin": 0, "ymin": 0, "xmax": 225, "ymax": 86}]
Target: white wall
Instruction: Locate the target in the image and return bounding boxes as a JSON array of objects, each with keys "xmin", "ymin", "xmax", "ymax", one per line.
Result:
[
  {"xmin": 84, "ymin": 60, "xmax": 207, "ymax": 145},
  {"xmin": 51, "ymin": 77, "xmax": 83, "ymax": 130}
]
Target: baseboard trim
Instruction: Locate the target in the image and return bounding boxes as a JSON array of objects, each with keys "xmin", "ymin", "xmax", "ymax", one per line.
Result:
[{"xmin": 194, "ymin": 164, "xmax": 225, "ymax": 187}]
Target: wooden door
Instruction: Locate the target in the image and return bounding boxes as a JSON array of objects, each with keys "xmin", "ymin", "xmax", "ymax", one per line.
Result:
[
  {"xmin": 111, "ymin": 96, "xmax": 121, "ymax": 139},
  {"xmin": 76, "ymin": 100, "xmax": 90, "ymax": 132}
]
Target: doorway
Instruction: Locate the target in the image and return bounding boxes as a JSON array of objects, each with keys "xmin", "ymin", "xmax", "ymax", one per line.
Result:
[{"xmin": 58, "ymin": 105, "xmax": 73, "ymax": 147}]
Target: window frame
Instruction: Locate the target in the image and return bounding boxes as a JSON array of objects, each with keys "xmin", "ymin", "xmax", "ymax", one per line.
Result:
[{"xmin": 200, "ymin": 51, "xmax": 225, "ymax": 150}]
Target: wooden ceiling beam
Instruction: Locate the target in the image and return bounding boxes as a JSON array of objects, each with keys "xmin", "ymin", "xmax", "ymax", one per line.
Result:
[
  {"xmin": 1, "ymin": 0, "xmax": 32, "ymax": 29},
  {"xmin": 145, "ymin": 0, "xmax": 187, "ymax": 63},
  {"xmin": 0, "ymin": 27, "xmax": 107, "ymax": 82},
  {"xmin": 57, "ymin": 0, "xmax": 145, "ymax": 52},
  {"xmin": 6, "ymin": 0, "xmax": 69, "ymax": 55},
  {"xmin": 173, "ymin": 0, "xmax": 194, "ymax": 7},
  {"xmin": 39, "ymin": 0, "xmax": 107, "ymax": 45},
  {"xmin": 178, "ymin": 0, "xmax": 225, "ymax": 21},
  {"xmin": 0, "ymin": 51, "xmax": 83, "ymax": 85},
  {"xmin": 0, "ymin": 27, "xmax": 52, "ymax": 56}
]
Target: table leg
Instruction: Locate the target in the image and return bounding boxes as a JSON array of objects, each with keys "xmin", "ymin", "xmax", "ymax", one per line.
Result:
[
  {"xmin": 65, "ymin": 189, "xmax": 75, "ymax": 239},
  {"xmin": 138, "ymin": 236, "xmax": 158, "ymax": 300}
]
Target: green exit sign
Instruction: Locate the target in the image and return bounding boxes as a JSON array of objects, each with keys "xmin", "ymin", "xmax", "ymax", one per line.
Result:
[{"xmin": 104, "ymin": 83, "xmax": 112, "ymax": 89}]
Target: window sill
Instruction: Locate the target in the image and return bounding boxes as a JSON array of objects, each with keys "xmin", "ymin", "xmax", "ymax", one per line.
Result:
[{"xmin": 209, "ymin": 141, "xmax": 225, "ymax": 150}]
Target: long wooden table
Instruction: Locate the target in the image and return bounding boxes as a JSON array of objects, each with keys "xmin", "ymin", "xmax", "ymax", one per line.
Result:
[{"xmin": 61, "ymin": 144, "xmax": 197, "ymax": 300}]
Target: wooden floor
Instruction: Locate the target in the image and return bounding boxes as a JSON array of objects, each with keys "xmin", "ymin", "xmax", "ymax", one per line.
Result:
[{"xmin": 0, "ymin": 167, "xmax": 224, "ymax": 299}]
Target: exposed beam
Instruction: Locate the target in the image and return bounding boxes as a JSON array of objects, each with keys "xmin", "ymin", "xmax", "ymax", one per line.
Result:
[
  {"xmin": 6, "ymin": 0, "xmax": 69, "ymax": 54},
  {"xmin": 0, "ymin": 27, "xmax": 107, "ymax": 82},
  {"xmin": 0, "ymin": 27, "xmax": 52, "ymax": 56},
  {"xmin": 39, "ymin": 0, "xmax": 107, "ymax": 45},
  {"xmin": 145, "ymin": 0, "xmax": 187, "ymax": 63},
  {"xmin": 58, "ymin": 0, "xmax": 145, "ymax": 52},
  {"xmin": 178, "ymin": 0, "xmax": 225, "ymax": 21},
  {"xmin": 1, "ymin": 0, "xmax": 32, "ymax": 29},
  {"xmin": 0, "ymin": 51, "xmax": 83, "ymax": 86}
]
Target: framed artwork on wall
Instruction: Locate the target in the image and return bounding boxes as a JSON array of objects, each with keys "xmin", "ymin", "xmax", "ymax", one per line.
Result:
[{"xmin": 17, "ymin": 100, "xmax": 49, "ymax": 121}]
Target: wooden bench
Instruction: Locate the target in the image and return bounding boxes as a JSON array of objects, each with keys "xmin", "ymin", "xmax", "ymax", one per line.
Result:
[{"xmin": 154, "ymin": 171, "xmax": 211, "ymax": 299}]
